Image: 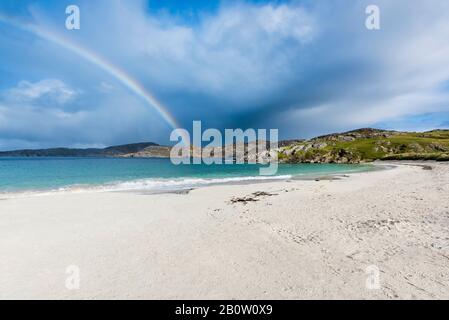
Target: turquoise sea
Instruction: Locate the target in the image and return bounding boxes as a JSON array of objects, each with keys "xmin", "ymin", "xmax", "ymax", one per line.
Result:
[{"xmin": 0, "ymin": 157, "xmax": 374, "ymax": 193}]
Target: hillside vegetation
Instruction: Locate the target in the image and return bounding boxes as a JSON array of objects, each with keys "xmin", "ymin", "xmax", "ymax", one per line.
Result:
[
  {"xmin": 277, "ymin": 128, "xmax": 449, "ymax": 163},
  {"xmin": 2, "ymin": 128, "xmax": 449, "ymax": 163}
]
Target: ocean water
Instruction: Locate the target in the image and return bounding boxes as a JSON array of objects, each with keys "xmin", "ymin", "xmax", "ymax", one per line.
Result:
[{"xmin": 0, "ymin": 157, "xmax": 374, "ymax": 193}]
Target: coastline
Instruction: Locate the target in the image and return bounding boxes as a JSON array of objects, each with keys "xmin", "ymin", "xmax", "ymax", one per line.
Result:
[
  {"xmin": 1, "ymin": 161, "xmax": 448, "ymax": 299},
  {"xmin": 0, "ymin": 162, "xmax": 379, "ymax": 199}
]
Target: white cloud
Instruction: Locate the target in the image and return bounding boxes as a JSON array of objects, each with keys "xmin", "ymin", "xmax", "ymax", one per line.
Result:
[
  {"xmin": 0, "ymin": 83, "xmax": 170, "ymax": 150},
  {"xmin": 4, "ymin": 79, "xmax": 78, "ymax": 105},
  {"xmin": 76, "ymin": 0, "xmax": 449, "ymax": 126},
  {"xmin": 68, "ymin": 1, "xmax": 316, "ymax": 101},
  {"xmin": 2, "ymin": 0, "xmax": 449, "ymax": 149}
]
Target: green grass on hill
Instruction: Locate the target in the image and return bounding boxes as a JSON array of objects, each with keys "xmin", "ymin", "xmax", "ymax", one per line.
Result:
[{"xmin": 278, "ymin": 129, "xmax": 449, "ymax": 163}]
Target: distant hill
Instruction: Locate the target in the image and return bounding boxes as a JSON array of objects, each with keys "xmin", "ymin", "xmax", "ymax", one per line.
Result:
[
  {"xmin": 120, "ymin": 128, "xmax": 449, "ymax": 163},
  {"xmin": 2, "ymin": 128, "xmax": 449, "ymax": 162},
  {"xmin": 278, "ymin": 128, "xmax": 449, "ymax": 163},
  {"xmin": 120, "ymin": 145, "xmax": 172, "ymax": 158},
  {"xmin": 0, "ymin": 142, "xmax": 159, "ymax": 157}
]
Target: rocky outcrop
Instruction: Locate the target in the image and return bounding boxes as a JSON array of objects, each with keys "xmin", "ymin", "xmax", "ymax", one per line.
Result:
[
  {"xmin": 277, "ymin": 128, "xmax": 449, "ymax": 163},
  {"xmin": 121, "ymin": 145, "xmax": 172, "ymax": 158}
]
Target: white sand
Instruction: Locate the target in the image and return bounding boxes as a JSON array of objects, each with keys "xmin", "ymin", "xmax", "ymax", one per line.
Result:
[{"xmin": 1, "ymin": 162, "xmax": 448, "ymax": 299}]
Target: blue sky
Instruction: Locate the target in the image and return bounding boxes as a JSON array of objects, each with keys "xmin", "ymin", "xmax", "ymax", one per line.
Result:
[{"xmin": 1, "ymin": 0, "xmax": 449, "ymax": 150}]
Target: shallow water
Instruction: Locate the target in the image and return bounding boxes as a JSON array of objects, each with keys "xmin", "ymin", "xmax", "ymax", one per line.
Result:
[{"xmin": 0, "ymin": 157, "xmax": 374, "ymax": 193}]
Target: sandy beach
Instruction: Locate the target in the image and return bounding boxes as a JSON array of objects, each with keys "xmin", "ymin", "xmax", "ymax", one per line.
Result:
[{"xmin": 1, "ymin": 161, "xmax": 448, "ymax": 299}]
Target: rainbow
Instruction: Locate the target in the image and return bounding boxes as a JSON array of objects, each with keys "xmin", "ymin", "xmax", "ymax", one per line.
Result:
[{"xmin": 0, "ymin": 12, "xmax": 181, "ymax": 131}]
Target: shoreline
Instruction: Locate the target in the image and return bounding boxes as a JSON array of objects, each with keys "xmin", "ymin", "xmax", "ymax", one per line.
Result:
[
  {"xmin": 0, "ymin": 162, "xmax": 385, "ymax": 199},
  {"xmin": 1, "ymin": 161, "xmax": 448, "ymax": 299}
]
